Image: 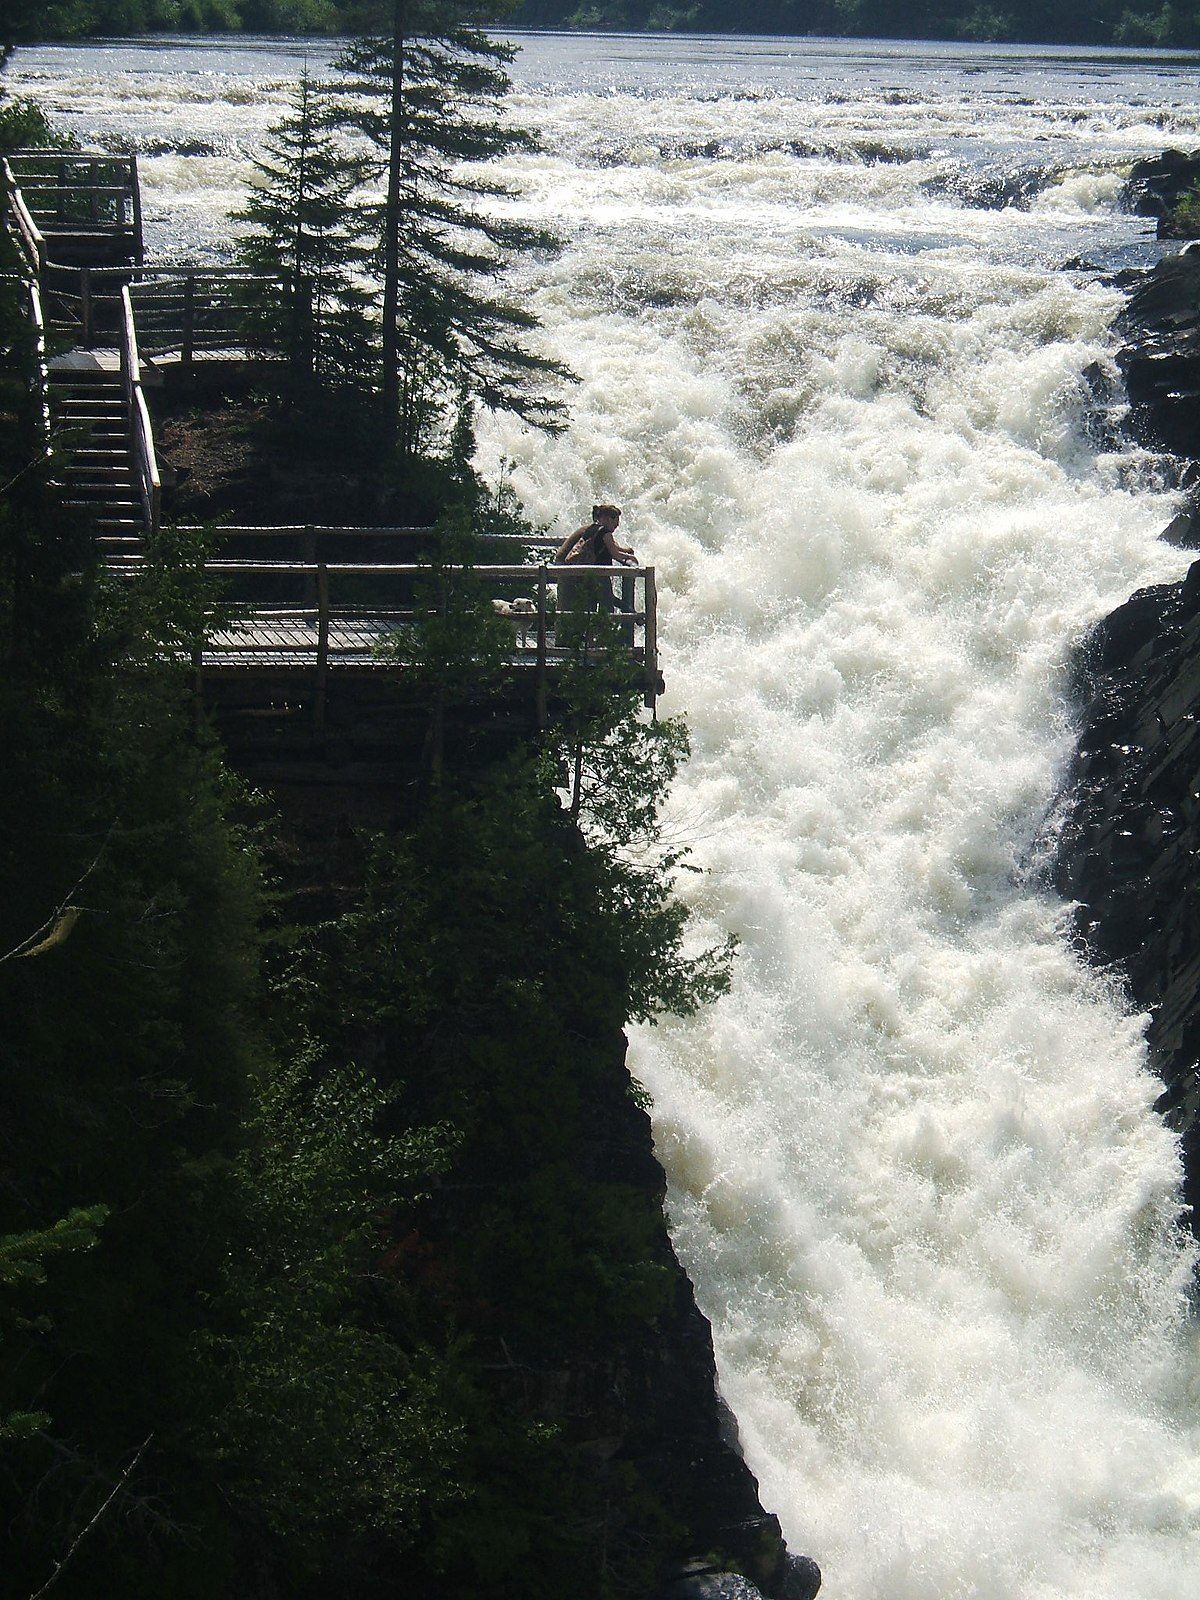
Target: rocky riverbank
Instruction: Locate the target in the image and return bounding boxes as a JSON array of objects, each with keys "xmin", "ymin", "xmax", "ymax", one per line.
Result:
[{"xmin": 1053, "ymin": 162, "xmax": 1200, "ymax": 1232}]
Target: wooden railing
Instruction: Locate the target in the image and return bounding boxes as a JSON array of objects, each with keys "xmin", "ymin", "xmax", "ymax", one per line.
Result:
[
  {"xmin": 128, "ymin": 269, "xmax": 280, "ymax": 365},
  {"xmin": 120, "ymin": 286, "xmax": 161, "ymax": 534},
  {"xmin": 26, "ymin": 279, "xmax": 52, "ymax": 456},
  {"xmin": 180, "ymin": 523, "xmax": 560, "ymax": 561},
  {"xmin": 2, "ymin": 159, "xmax": 46, "ymax": 278},
  {"xmin": 5, "ymin": 152, "xmax": 142, "ymax": 261},
  {"xmin": 195, "ymin": 561, "xmax": 661, "ymax": 719},
  {"xmin": 22, "ymin": 263, "xmax": 280, "ymax": 350}
]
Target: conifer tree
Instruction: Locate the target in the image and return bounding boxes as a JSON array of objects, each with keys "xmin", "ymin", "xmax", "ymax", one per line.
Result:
[
  {"xmin": 331, "ymin": 1, "xmax": 572, "ymax": 448},
  {"xmin": 234, "ymin": 66, "xmax": 374, "ymax": 398}
]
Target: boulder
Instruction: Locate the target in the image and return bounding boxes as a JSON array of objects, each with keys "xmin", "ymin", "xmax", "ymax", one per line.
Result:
[
  {"xmin": 661, "ymin": 1550, "xmax": 821, "ymax": 1600},
  {"xmin": 1115, "ymin": 252, "xmax": 1200, "ymax": 455},
  {"xmin": 1123, "ymin": 148, "xmax": 1200, "ymax": 235}
]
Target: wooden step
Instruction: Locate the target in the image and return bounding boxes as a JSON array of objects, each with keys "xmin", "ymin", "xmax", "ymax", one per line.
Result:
[
  {"xmin": 55, "ymin": 415, "xmax": 126, "ymax": 432},
  {"xmin": 57, "ymin": 503, "xmax": 138, "ymax": 516}
]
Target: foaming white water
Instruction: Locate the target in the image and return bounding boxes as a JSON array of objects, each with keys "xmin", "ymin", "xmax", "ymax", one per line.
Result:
[
  {"xmin": 15, "ymin": 33, "xmax": 1200, "ymax": 1595},
  {"xmin": 476, "ymin": 40, "xmax": 1200, "ymax": 1600}
]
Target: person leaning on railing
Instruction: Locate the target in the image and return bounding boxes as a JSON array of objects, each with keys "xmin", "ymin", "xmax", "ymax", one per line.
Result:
[{"xmin": 555, "ymin": 503, "xmax": 637, "ymax": 615}]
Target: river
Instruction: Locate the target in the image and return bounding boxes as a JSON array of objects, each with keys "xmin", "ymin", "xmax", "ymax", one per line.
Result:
[{"xmin": 10, "ymin": 31, "xmax": 1200, "ymax": 1599}]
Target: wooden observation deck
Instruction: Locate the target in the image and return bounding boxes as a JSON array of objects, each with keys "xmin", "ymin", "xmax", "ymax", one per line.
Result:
[{"xmin": 3, "ymin": 153, "xmax": 663, "ymax": 785}]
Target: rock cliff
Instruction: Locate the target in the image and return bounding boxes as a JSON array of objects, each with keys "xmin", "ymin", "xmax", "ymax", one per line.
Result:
[
  {"xmin": 261, "ymin": 786, "xmax": 821, "ymax": 1600},
  {"xmin": 1053, "ymin": 227, "xmax": 1200, "ymax": 1230}
]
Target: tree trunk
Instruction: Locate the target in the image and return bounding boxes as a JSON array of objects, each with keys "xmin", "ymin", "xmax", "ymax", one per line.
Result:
[{"xmin": 382, "ymin": 0, "xmax": 407, "ymax": 429}]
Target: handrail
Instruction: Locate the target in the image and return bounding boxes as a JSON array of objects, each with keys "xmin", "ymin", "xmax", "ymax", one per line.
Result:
[
  {"xmin": 200, "ymin": 562, "xmax": 650, "ymax": 578},
  {"xmin": 27, "ymin": 279, "xmax": 52, "ymax": 457},
  {"xmin": 6, "ymin": 151, "xmax": 140, "ymax": 229},
  {"xmin": 3, "ymin": 159, "xmax": 46, "ymax": 278},
  {"xmin": 194, "ymin": 561, "xmax": 660, "ymax": 710},
  {"xmin": 120, "ymin": 285, "xmax": 161, "ymax": 533},
  {"xmin": 179, "ymin": 523, "xmax": 558, "ymax": 548},
  {"xmin": 4, "ymin": 154, "xmax": 143, "ymax": 313},
  {"xmin": 128, "ymin": 268, "xmax": 284, "ymax": 364},
  {"xmin": 17, "ymin": 186, "xmax": 133, "ymax": 201},
  {"xmin": 5, "ymin": 151, "xmax": 138, "ymax": 174},
  {"xmin": 98, "ymin": 264, "xmax": 279, "ymax": 282}
]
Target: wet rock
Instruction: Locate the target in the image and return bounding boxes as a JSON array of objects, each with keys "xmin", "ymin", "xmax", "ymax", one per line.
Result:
[
  {"xmin": 1122, "ymin": 147, "xmax": 1200, "ymax": 234},
  {"xmin": 1115, "ymin": 251, "xmax": 1200, "ymax": 455},
  {"xmin": 1053, "ymin": 556, "xmax": 1200, "ymax": 1231},
  {"xmin": 661, "ymin": 1550, "xmax": 820, "ymax": 1600},
  {"xmin": 663, "ymin": 1570, "xmax": 764, "ymax": 1600},
  {"xmin": 778, "ymin": 1553, "xmax": 823, "ymax": 1598}
]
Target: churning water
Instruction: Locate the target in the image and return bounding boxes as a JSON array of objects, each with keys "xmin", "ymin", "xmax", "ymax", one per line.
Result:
[{"xmin": 13, "ymin": 32, "xmax": 1200, "ymax": 1596}]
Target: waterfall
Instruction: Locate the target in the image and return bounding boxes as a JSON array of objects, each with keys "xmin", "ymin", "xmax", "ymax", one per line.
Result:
[{"xmin": 15, "ymin": 33, "xmax": 1200, "ymax": 1594}]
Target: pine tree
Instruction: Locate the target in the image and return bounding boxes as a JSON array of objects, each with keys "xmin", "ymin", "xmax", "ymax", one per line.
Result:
[
  {"xmin": 331, "ymin": 1, "xmax": 573, "ymax": 448},
  {"xmin": 234, "ymin": 65, "xmax": 375, "ymax": 398}
]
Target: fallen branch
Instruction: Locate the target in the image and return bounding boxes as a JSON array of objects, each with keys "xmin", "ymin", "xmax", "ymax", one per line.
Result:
[
  {"xmin": 28, "ymin": 1434, "xmax": 152, "ymax": 1600},
  {"xmin": 1, "ymin": 836, "xmax": 110, "ymax": 964}
]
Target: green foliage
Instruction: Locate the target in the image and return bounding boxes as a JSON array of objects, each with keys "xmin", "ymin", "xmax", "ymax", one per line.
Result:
[
  {"xmin": 197, "ymin": 1053, "xmax": 464, "ymax": 1565},
  {"xmin": 379, "ymin": 507, "xmax": 515, "ymax": 692},
  {"xmin": 10, "ymin": 0, "xmax": 1200, "ymax": 46},
  {"xmin": 234, "ymin": 67, "xmax": 376, "ymax": 403},
  {"xmin": 0, "ymin": 346, "xmax": 267, "ymax": 1592},
  {"xmin": 1162, "ymin": 179, "xmax": 1200, "ymax": 236},
  {"xmin": 377, "ymin": 506, "xmax": 517, "ymax": 777},
  {"xmin": 224, "ymin": 5, "xmax": 575, "ymax": 446},
  {"xmin": 0, "ymin": 253, "xmax": 733, "ymax": 1596},
  {"xmin": 0, "ymin": 93, "xmax": 60, "ymax": 151},
  {"xmin": 543, "ymin": 617, "xmax": 736, "ymax": 1022},
  {"xmin": 0, "ymin": 1208, "xmax": 107, "ymax": 1442},
  {"xmin": 330, "ymin": 2, "xmax": 574, "ymax": 442}
]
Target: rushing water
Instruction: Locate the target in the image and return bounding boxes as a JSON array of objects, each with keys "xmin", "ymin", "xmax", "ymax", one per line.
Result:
[{"xmin": 13, "ymin": 32, "xmax": 1200, "ymax": 1598}]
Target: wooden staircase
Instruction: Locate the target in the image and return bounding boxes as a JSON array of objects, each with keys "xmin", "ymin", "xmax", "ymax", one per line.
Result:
[{"xmin": 49, "ymin": 366, "xmax": 145, "ymax": 564}]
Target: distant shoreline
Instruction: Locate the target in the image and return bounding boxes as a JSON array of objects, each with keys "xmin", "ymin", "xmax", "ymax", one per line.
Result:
[{"xmin": 9, "ymin": 28, "xmax": 1200, "ymax": 58}]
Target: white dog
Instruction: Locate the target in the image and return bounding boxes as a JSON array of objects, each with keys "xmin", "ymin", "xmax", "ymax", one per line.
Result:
[{"xmin": 492, "ymin": 596, "xmax": 538, "ymax": 649}]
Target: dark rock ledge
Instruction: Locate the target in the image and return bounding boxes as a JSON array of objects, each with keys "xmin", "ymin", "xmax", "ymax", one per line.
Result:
[
  {"xmin": 1053, "ymin": 224, "xmax": 1200, "ymax": 1231},
  {"xmin": 559, "ymin": 1031, "xmax": 822, "ymax": 1600}
]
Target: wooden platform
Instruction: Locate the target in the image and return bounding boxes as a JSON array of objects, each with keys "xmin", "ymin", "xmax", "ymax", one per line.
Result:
[
  {"xmin": 6, "ymin": 154, "xmax": 666, "ymax": 793},
  {"xmin": 206, "ymin": 610, "xmax": 407, "ymax": 667},
  {"xmin": 202, "ymin": 612, "xmax": 638, "ymax": 671}
]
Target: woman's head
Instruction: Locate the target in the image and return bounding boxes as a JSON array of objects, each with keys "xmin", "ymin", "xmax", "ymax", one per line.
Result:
[{"xmin": 592, "ymin": 503, "xmax": 621, "ymax": 528}]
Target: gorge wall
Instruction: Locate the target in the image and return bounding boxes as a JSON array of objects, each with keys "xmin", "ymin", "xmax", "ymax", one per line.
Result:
[
  {"xmin": 1054, "ymin": 171, "xmax": 1200, "ymax": 1234},
  {"xmin": 257, "ymin": 777, "xmax": 822, "ymax": 1600}
]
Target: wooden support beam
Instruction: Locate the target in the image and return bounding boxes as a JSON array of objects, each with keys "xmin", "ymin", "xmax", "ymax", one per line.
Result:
[{"xmin": 314, "ymin": 563, "xmax": 330, "ymax": 734}]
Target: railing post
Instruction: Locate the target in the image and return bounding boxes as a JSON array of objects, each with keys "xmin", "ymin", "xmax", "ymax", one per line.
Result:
[
  {"xmin": 301, "ymin": 525, "xmax": 318, "ymax": 608},
  {"xmin": 620, "ymin": 568, "xmax": 635, "ymax": 647},
  {"xmin": 182, "ymin": 273, "xmax": 195, "ymax": 374},
  {"xmin": 536, "ymin": 566, "xmax": 548, "ymax": 729},
  {"xmin": 191, "ymin": 644, "xmax": 205, "ymax": 735},
  {"xmin": 26, "ymin": 282, "xmax": 51, "ymax": 462},
  {"xmin": 314, "ymin": 561, "xmax": 330, "ymax": 733},
  {"xmin": 644, "ymin": 567, "xmax": 658, "ymax": 712},
  {"xmin": 129, "ymin": 154, "xmax": 144, "ymax": 265},
  {"xmin": 80, "ymin": 266, "xmax": 92, "ymax": 345}
]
